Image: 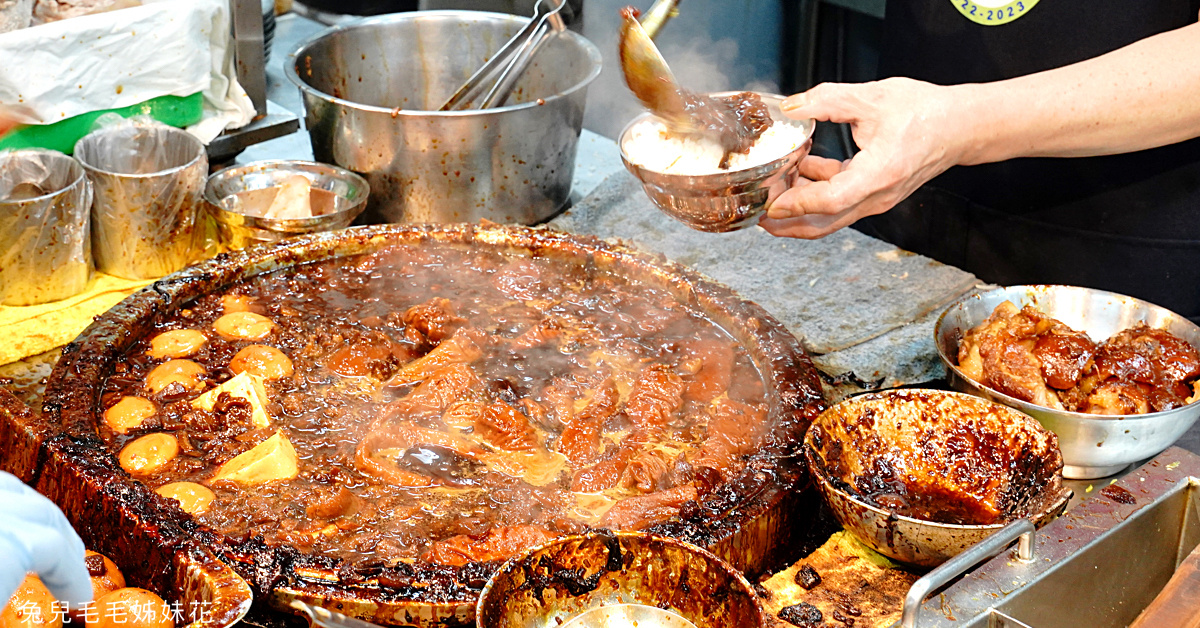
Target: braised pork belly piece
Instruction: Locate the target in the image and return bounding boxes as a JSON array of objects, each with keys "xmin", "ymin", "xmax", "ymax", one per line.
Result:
[{"xmin": 958, "ymin": 301, "xmax": 1200, "ymax": 415}]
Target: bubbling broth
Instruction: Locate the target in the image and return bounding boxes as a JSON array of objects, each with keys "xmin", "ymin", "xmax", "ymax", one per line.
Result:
[{"xmin": 99, "ymin": 242, "xmax": 770, "ymax": 567}]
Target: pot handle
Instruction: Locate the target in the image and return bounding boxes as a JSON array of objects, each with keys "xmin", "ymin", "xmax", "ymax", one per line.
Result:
[{"xmin": 900, "ymin": 519, "xmax": 1036, "ymax": 628}]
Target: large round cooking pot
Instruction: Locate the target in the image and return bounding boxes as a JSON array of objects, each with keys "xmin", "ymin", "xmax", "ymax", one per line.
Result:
[
  {"xmin": 31, "ymin": 224, "xmax": 826, "ymax": 627},
  {"xmin": 286, "ymin": 12, "xmax": 602, "ymax": 225}
]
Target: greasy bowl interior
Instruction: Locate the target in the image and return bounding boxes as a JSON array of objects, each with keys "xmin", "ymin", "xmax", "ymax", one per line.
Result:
[
  {"xmin": 804, "ymin": 389, "xmax": 1069, "ymax": 567},
  {"xmin": 617, "ymin": 92, "xmax": 815, "ymax": 233},
  {"xmin": 40, "ymin": 224, "xmax": 826, "ymax": 626},
  {"xmin": 203, "ymin": 159, "xmax": 370, "ymax": 246},
  {"xmin": 935, "ymin": 285, "xmax": 1200, "ymax": 479},
  {"xmin": 476, "ymin": 531, "xmax": 767, "ymax": 628}
]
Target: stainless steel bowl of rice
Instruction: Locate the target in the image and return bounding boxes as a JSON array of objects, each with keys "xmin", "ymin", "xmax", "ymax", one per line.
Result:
[{"xmin": 618, "ymin": 92, "xmax": 815, "ymax": 233}]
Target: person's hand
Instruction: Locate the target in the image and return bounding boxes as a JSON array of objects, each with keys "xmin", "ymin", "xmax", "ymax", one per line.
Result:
[
  {"xmin": 759, "ymin": 78, "xmax": 967, "ymax": 239},
  {"xmin": 0, "ymin": 472, "xmax": 92, "ymax": 609}
]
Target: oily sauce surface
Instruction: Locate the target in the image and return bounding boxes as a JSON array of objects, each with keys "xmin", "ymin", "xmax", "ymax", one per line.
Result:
[{"xmin": 99, "ymin": 243, "xmax": 769, "ymax": 568}]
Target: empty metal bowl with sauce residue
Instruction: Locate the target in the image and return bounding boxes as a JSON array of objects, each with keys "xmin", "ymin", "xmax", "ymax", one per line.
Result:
[
  {"xmin": 804, "ymin": 389, "xmax": 1072, "ymax": 568},
  {"xmin": 476, "ymin": 530, "xmax": 768, "ymax": 628}
]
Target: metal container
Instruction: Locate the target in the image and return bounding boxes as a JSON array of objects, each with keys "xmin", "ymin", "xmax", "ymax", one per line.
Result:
[
  {"xmin": 204, "ymin": 160, "xmax": 370, "ymax": 250},
  {"xmin": 804, "ymin": 389, "xmax": 1071, "ymax": 568},
  {"xmin": 0, "ymin": 149, "xmax": 93, "ymax": 305},
  {"xmin": 34, "ymin": 224, "xmax": 827, "ymax": 626},
  {"xmin": 74, "ymin": 124, "xmax": 208, "ymax": 280},
  {"xmin": 285, "ymin": 11, "xmax": 602, "ymax": 225},
  {"xmin": 476, "ymin": 531, "xmax": 769, "ymax": 628},
  {"xmin": 618, "ymin": 93, "xmax": 814, "ymax": 233},
  {"xmin": 934, "ymin": 285, "xmax": 1200, "ymax": 480}
]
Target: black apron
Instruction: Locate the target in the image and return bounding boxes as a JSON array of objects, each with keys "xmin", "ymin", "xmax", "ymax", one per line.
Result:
[{"xmin": 854, "ymin": 0, "xmax": 1200, "ymax": 320}]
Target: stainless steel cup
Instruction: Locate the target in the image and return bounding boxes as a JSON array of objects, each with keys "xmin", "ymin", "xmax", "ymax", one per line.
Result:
[
  {"xmin": 0, "ymin": 149, "xmax": 94, "ymax": 305},
  {"xmin": 74, "ymin": 124, "xmax": 208, "ymax": 280}
]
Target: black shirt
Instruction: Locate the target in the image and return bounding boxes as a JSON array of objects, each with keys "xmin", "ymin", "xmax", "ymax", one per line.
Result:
[{"xmin": 855, "ymin": 0, "xmax": 1200, "ymax": 318}]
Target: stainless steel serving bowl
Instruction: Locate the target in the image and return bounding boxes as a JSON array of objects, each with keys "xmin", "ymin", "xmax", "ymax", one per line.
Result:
[
  {"xmin": 204, "ymin": 160, "xmax": 369, "ymax": 250},
  {"xmin": 476, "ymin": 531, "xmax": 768, "ymax": 628},
  {"xmin": 804, "ymin": 389, "xmax": 1071, "ymax": 568},
  {"xmin": 617, "ymin": 93, "xmax": 814, "ymax": 233},
  {"xmin": 286, "ymin": 11, "xmax": 602, "ymax": 225},
  {"xmin": 935, "ymin": 285, "xmax": 1200, "ymax": 479}
]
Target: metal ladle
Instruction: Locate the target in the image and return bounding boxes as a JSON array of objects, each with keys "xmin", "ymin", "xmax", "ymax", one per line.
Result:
[
  {"xmin": 440, "ymin": 0, "xmax": 567, "ymax": 110},
  {"xmin": 617, "ymin": 0, "xmax": 695, "ymax": 132}
]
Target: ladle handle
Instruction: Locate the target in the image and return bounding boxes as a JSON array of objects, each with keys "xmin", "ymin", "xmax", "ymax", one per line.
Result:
[{"xmin": 900, "ymin": 519, "xmax": 1036, "ymax": 628}]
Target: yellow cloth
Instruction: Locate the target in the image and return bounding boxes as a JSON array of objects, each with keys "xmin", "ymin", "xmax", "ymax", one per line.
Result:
[{"xmin": 0, "ymin": 273, "xmax": 152, "ymax": 366}]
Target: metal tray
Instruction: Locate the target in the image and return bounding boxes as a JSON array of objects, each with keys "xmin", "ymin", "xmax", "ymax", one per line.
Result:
[{"xmin": 900, "ymin": 445, "xmax": 1200, "ymax": 627}]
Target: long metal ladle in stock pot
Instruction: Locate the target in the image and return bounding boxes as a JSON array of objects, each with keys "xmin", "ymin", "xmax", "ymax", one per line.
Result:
[{"xmin": 439, "ymin": 0, "xmax": 567, "ymax": 110}]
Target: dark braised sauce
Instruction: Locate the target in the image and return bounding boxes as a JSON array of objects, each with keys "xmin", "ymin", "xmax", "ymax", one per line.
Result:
[
  {"xmin": 1099, "ymin": 484, "xmax": 1136, "ymax": 505},
  {"xmin": 99, "ymin": 243, "xmax": 769, "ymax": 568},
  {"xmin": 678, "ymin": 91, "xmax": 773, "ymax": 169}
]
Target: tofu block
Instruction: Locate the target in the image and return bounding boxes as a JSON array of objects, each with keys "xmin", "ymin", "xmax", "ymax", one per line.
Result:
[
  {"xmin": 262, "ymin": 175, "xmax": 313, "ymax": 220},
  {"xmin": 212, "ymin": 430, "xmax": 298, "ymax": 485},
  {"xmin": 191, "ymin": 372, "xmax": 271, "ymax": 428}
]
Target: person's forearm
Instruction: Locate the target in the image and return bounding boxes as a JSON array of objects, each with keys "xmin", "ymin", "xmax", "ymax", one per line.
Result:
[{"xmin": 951, "ymin": 20, "xmax": 1200, "ymax": 165}]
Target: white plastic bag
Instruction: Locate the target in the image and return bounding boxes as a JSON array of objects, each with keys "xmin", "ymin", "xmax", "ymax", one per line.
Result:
[{"xmin": 0, "ymin": 0, "xmax": 254, "ymax": 143}]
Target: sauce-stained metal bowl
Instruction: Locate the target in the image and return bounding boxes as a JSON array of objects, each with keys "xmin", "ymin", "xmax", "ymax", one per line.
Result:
[
  {"xmin": 935, "ymin": 285, "xmax": 1200, "ymax": 479},
  {"xmin": 476, "ymin": 530, "xmax": 768, "ymax": 628},
  {"xmin": 804, "ymin": 389, "xmax": 1071, "ymax": 569},
  {"xmin": 203, "ymin": 160, "xmax": 369, "ymax": 250},
  {"xmin": 618, "ymin": 92, "xmax": 814, "ymax": 233}
]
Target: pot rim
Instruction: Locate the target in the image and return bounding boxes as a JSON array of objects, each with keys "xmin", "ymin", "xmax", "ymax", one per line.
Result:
[
  {"xmin": 285, "ymin": 10, "xmax": 604, "ymax": 117},
  {"xmin": 0, "ymin": 148, "xmax": 89, "ymax": 204},
  {"xmin": 73, "ymin": 125, "xmax": 206, "ymax": 180}
]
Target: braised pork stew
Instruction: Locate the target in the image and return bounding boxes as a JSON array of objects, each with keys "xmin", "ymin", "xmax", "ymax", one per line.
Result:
[{"xmin": 98, "ymin": 242, "xmax": 771, "ymax": 569}]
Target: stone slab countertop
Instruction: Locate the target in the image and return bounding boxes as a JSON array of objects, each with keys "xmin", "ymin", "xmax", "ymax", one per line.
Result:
[{"xmin": 550, "ymin": 171, "xmax": 982, "ymax": 400}]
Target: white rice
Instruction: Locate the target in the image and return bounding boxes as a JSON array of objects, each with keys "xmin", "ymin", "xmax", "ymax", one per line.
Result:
[{"xmin": 622, "ymin": 117, "xmax": 808, "ymax": 176}]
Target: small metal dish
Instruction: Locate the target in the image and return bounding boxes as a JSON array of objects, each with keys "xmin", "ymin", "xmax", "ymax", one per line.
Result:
[
  {"xmin": 804, "ymin": 389, "xmax": 1071, "ymax": 569},
  {"xmin": 935, "ymin": 285, "xmax": 1200, "ymax": 479},
  {"xmin": 204, "ymin": 160, "xmax": 369, "ymax": 249},
  {"xmin": 476, "ymin": 530, "xmax": 768, "ymax": 628},
  {"xmin": 618, "ymin": 92, "xmax": 814, "ymax": 233}
]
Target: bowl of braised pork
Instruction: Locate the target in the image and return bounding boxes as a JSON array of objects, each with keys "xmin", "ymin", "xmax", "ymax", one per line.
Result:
[
  {"xmin": 935, "ymin": 285, "xmax": 1200, "ymax": 479},
  {"xmin": 24, "ymin": 223, "xmax": 826, "ymax": 627}
]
